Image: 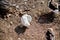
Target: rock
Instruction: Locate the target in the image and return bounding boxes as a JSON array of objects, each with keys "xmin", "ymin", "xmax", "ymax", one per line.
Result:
[
  {"xmin": 12, "ymin": 4, "xmax": 16, "ymax": 6},
  {"xmin": 24, "ymin": 2, "xmax": 27, "ymax": 4},
  {"xmin": 18, "ymin": 38, "xmax": 21, "ymax": 40},
  {"xmin": 23, "ymin": 38, "xmax": 26, "ymax": 40},
  {"xmin": 21, "ymin": 14, "xmax": 32, "ymax": 27},
  {"xmin": 32, "ymin": 5, "xmax": 36, "ymax": 8},
  {"xmin": 9, "ymin": 37, "xmax": 13, "ymax": 40},
  {"xmin": 24, "ymin": 0, "xmax": 28, "ymax": 1},
  {"xmin": 16, "ymin": 5, "xmax": 19, "ymax": 9},
  {"xmin": 10, "ymin": 21, "xmax": 13, "ymax": 25},
  {"xmin": 7, "ymin": 14, "xmax": 11, "ymax": 18},
  {"xmin": 41, "ymin": 1, "xmax": 44, "ymax": 4}
]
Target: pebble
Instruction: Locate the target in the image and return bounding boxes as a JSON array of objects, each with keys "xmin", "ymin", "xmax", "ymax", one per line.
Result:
[
  {"xmin": 7, "ymin": 14, "xmax": 11, "ymax": 18},
  {"xmin": 24, "ymin": 0, "xmax": 28, "ymax": 4},
  {"xmin": 20, "ymin": 9, "xmax": 23, "ymax": 12},
  {"xmin": 32, "ymin": 34, "xmax": 34, "ymax": 36},
  {"xmin": 18, "ymin": 38, "xmax": 21, "ymax": 40},
  {"xmin": 12, "ymin": 4, "xmax": 16, "ymax": 6},
  {"xmin": 41, "ymin": 1, "xmax": 44, "ymax": 4},
  {"xmin": 24, "ymin": 0, "xmax": 28, "ymax": 1},
  {"xmin": 32, "ymin": 5, "xmax": 36, "ymax": 8},
  {"xmin": 9, "ymin": 37, "xmax": 13, "ymax": 40},
  {"xmin": 19, "ymin": 9, "xmax": 23, "ymax": 14},
  {"xmin": 24, "ymin": 2, "xmax": 27, "ymax": 4},
  {"xmin": 23, "ymin": 38, "xmax": 26, "ymax": 40},
  {"xmin": 16, "ymin": 5, "xmax": 19, "ymax": 9},
  {"xmin": 10, "ymin": 21, "xmax": 13, "ymax": 25},
  {"xmin": 7, "ymin": 24, "xmax": 11, "ymax": 28}
]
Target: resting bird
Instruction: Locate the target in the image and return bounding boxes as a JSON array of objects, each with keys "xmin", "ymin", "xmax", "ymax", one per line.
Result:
[
  {"xmin": 48, "ymin": 0, "xmax": 58, "ymax": 10},
  {"xmin": 46, "ymin": 28, "xmax": 55, "ymax": 40},
  {"xmin": 21, "ymin": 14, "xmax": 32, "ymax": 27}
]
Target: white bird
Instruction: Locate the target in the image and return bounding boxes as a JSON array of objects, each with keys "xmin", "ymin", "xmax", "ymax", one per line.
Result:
[{"xmin": 21, "ymin": 14, "xmax": 32, "ymax": 27}]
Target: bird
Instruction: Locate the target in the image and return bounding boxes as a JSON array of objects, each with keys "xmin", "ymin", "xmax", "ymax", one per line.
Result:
[
  {"xmin": 48, "ymin": 0, "xmax": 58, "ymax": 10},
  {"xmin": 21, "ymin": 14, "xmax": 32, "ymax": 27}
]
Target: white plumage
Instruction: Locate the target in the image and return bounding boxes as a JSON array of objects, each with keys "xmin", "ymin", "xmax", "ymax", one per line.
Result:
[{"xmin": 21, "ymin": 14, "xmax": 32, "ymax": 27}]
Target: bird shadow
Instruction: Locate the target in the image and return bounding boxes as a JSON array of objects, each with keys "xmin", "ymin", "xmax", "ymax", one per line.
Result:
[{"xmin": 15, "ymin": 25, "xmax": 27, "ymax": 35}]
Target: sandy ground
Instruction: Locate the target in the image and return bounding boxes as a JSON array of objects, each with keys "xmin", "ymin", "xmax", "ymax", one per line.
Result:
[{"xmin": 0, "ymin": 0, "xmax": 60, "ymax": 40}]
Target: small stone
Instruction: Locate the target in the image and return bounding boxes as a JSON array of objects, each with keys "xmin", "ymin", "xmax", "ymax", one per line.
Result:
[
  {"xmin": 24, "ymin": 0, "xmax": 28, "ymax": 1},
  {"xmin": 32, "ymin": 34, "xmax": 34, "ymax": 36},
  {"xmin": 24, "ymin": 2, "xmax": 27, "ymax": 4},
  {"xmin": 16, "ymin": 5, "xmax": 19, "ymax": 9},
  {"xmin": 7, "ymin": 25, "xmax": 11, "ymax": 28},
  {"xmin": 12, "ymin": 4, "xmax": 16, "ymax": 6},
  {"xmin": 20, "ymin": 9, "xmax": 23, "ymax": 13},
  {"xmin": 20, "ymin": 9, "xmax": 22, "ymax": 12},
  {"xmin": 18, "ymin": 38, "xmax": 21, "ymax": 40},
  {"xmin": 9, "ymin": 37, "xmax": 13, "ymax": 40},
  {"xmin": 10, "ymin": 21, "xmax": 13, "ymax": 25},
  {"xmin": 7, "ymin": 14, "xmax": 11, "ymax": 18},
  {"xmin": 41, "ymin": 1, "xmax": 44, "ymax": 4},
  {"xmin": 23, "ymin": 39, "xmax": 25, "ymax": 40},
  {"xmin": 32, "ymin": 5, "xmax": 35, "ymax": 8}
]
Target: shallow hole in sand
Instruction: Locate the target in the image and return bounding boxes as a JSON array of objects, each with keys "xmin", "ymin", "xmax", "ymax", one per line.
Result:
[{"xmin": 38, "ymin": 12, "xmax": 55, "ymax": 24}]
